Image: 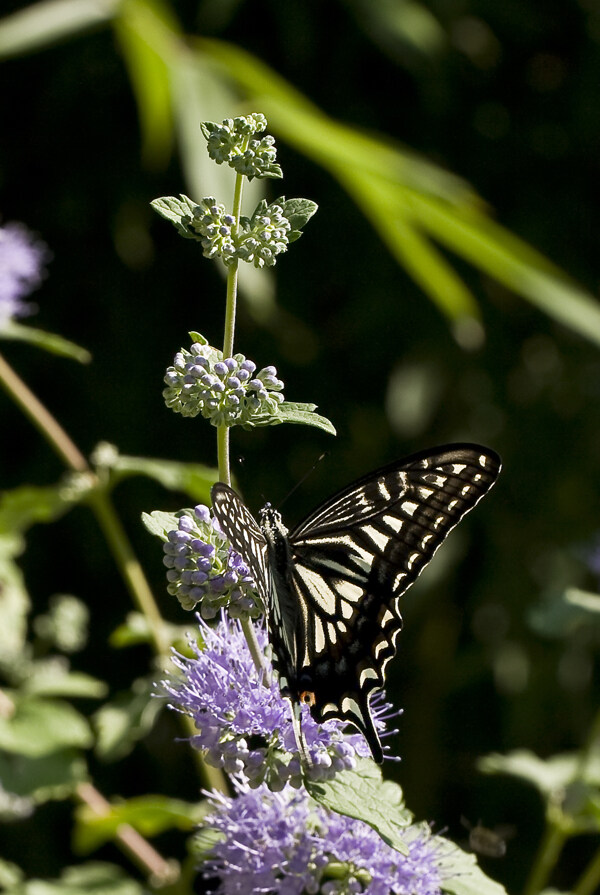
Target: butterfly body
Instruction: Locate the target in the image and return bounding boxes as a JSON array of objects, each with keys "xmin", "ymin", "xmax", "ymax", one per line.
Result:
[{"xmin": 211, "ymin": 444, "xmax": 501, "ymax": 763}]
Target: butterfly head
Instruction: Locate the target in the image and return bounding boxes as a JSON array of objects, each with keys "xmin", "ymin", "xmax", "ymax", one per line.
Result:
[{"xmin": 259, "ymin": 502, "xmax": 288, "ymax": 538}]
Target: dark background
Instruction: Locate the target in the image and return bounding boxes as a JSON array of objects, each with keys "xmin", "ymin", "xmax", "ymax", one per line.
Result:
[{"xmin": 1, "ymin": 1, "xmax": 600, "ymax": 892}]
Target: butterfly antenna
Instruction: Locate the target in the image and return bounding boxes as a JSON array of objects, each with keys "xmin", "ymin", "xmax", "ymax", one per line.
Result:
[{"xmin": 278, "ymin": 453, "xmax": 328, "ymax": 511}]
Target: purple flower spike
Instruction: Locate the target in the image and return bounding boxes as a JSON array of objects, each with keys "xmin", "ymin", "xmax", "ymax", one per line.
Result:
[
  {"xmin": 203, "ymin": 780, "xmax": 444, "ymax": 895},
  {"xmin": 0, "ymin": 222, "xmax": 50, "ymax": 325}
]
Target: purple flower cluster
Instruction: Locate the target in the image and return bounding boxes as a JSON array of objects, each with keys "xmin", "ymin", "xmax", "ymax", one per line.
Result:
[
  {"xmin": 163, "ymin": 335, "xmax": 285, "ymax": 427},
  {"xmin": 163, "ymin": 505, "xmax": 260, "ymax": 619},
  {"xmin": 0, "ymin": 222, "xmax": 49, "ymax": 325},
  {"xmin": 203, "ymin": 781, "xmax": 443, "ymax": 895},
  {"xmin": 201, "ymin": 114, "xmax": 282, "ymax": 180},
  {"xmin": 162, "ymin": 615, "xmax": 381, "ymax": 790}
]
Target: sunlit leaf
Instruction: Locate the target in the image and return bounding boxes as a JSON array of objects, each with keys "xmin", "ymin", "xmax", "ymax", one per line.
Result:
[
  {"xmin": 479, "ymin": 749, "xmax": 600, "ymax": 795},
  {"xmin": 307, "ymin": 757, "xmax": 411, "ymax": 855},
  {"xmin": 9, "ymin": 862, "xmax": 144, "ymax": 895},
  {"xmin": 109, "ymin": 455, "xmax": 218, "ymax": 502}
]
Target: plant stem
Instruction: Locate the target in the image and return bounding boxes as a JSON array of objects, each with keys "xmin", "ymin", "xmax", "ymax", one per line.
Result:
[
  {"xmin": 522, "ymin": 821, "xmax": 567, "ymax": 895},
  {"xmin": 0, "ymin": 351, "xmax": 88, "ymax": 471}
]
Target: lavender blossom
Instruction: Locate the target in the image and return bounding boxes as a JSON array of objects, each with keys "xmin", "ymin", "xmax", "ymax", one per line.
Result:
[
  {"xmin": 0, "ymin": 222, "xmax": 49, "ymax": 326},
  {"xmin": 162, "ymin": 614, "xmax": 392, "ymax": 790},
  {"xmin": 162, "ymin": 504, "xmax": 261, "ymax": 619},
  {"xmin": 202, "ymin": 781, "xmax": 443, "ymax": 895}
]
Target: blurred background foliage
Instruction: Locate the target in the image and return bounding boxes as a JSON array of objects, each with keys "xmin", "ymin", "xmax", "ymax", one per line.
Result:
[{"xmin": 1, "ymin": 0, "xmax": 600, "ymax": 892}]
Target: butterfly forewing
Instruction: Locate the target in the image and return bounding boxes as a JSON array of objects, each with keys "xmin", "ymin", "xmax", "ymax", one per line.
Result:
[
  {"xmin": 286, "ymin": 446, "xmax": 501, "ymax": 758},
  {"xmin": 211, "ymin": 484, "xmax": 270, "ymax": 601},
  {"xmin": 211, "ymin": 444, "xmax": 501, "ymax": 763}
]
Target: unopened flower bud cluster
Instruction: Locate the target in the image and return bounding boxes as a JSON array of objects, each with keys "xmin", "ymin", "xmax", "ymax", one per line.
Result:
[
  {"xmin": 190, "ymin": 197, "xmax": 292, "ymax": 268},
  {"xmin": 164, "ymin": 339, "xmax": 285, "ymax": 427},
  {"xmin": 201, "ymin": 114, "xmax": 281, "ymax": 180},
  {"xmin": 163, "ymin": 505, "xmax": 261, "ymax": 619}
]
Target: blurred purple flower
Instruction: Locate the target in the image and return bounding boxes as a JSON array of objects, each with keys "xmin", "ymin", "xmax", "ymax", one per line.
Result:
[
  {"xmin": 161, "ymin": 614, "xmax": 394, "ymax": 789},
  {"xmin": 203, "ymin": 781, "xmax": 443, "ymax": 895},
  {"xmin": 0, "ymin": 222, "xmax": 49, "ymax": 325}
]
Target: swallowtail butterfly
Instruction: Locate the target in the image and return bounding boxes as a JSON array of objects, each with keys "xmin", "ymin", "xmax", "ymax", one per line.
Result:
[{"xmin": 211, "ymin": 444, "xmax": 501, "ymax": 763}]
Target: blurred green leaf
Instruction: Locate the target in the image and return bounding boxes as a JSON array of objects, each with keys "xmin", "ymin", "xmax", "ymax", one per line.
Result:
[
  {"xmin": 0, "ymin": 322, "xmax": 91, "ymax": 363},
  {"xmin": 307, "ymin": 757, "xmax": 411, "ymax": 855},
  {"xmin": 0, "ymin": 748, "xmax": 87, "ymax": 803},
  {"xmin": 0, "ymin": 551, "xmax": 30, "ymax": 670},
  {"xmin": 0, "ymin": 479, "xmax": 94, "ymax": 538},
  {"xmin": 479, "ymin": 749, "xmax": 600, "ymax": 796},
  {"xmin": 0, "ymin": 858, "xmax": 24, "ymax": 888},
  {"xmin": 109, "ymin": 611, "xmax": 192, "ymax": 649},
  {"xmin": 0, "ymin": 0, "xmax": 119, "ymax": 60},
  {"xmin": 529, "ymin": 587, "xmax": 600, "ymax": 639},
  {"xmin": 0, "ymin": 696, "xmax": 92, "ymax": 757},
  {"xmin": 198, "ymin": 37, "xmax": 600, "ymax": 346},
  {"xmin": 4, "ymin": 862, "xmax": 144, "ymax": 895},
  {"xmin": 74, "ymin": 794, "xmax": 206, "ymax": 852},
  {"xmin": 92, "ymin": 677, "xmax": 162, "ymax": 762},
  {"xmin": 109, "ymin": 454, "xmax": 218, "ymax": 502},
  {"xmin": 113, "ymin": 0, "xmax": 177, "ymax": 168},
  {"xmin": 23, "ymin": 668, "xmax": 107, "ymax": 700}
]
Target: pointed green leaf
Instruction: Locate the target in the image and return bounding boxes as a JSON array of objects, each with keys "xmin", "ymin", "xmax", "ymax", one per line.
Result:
[
  {"xmin": 0, "ymin": 321, "xmax": 91, "ymax": 363},
  {"xmin": 435, "ymin": 836, "xmax": 510, "ymax": 895},
  {"xmin": 141, "ymin": 510, "xmax": 181, "ymax": 541},
  {"xmin": 150, "ymin": 194, "xmax": 200, "ymax": 239},
  {"xmin": 307, "ymin": 757, "xmax": 411, "ymax": 854},
  {"xmin": 0, "ymin": 480, "xmax": 91, "ymax": 536},
  {"xmin": 280, "ymin": 197, "xmax": 318, "ymax": 231},
  {"xmin": 243, "ymin": 402, "xmax": 336, "ymax": 434},
  {"xmin": 479, "ymin": 748, "xmax": 600, "ymax": 795},
  {"xmin": 23, "ymin": 669, "xmax": 107, "ymax": 700}
]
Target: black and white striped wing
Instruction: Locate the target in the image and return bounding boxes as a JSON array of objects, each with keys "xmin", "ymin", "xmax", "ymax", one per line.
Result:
[
  {"xmin": 285, "ymin": 444, "xmax": 501, "ymax": 760},
  {"xmin": 211, "ymin": 484, "xmax": 270, "ymax": 605}
]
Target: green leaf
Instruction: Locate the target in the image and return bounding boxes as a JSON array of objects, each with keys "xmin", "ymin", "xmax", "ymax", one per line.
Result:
[
  {"xmin": 279, "ymin": 197, "xmax": 318, "ymax": 231},
  {"xmin": 307, "ymin": 757, "xmax": 411, "ymax": 854},
  {"xmin": 109, "ymin": 454, "xmax": 218, "ymax": 502},
  {"xmin": 0, "ymin": 748, "xmax": 87, "ymax": 803},
  {"xmin": 0, "ymin": 696, "xmax": 92, "ymax": 757},
  {"xmin": 92, "ymin": 677, "xmax": 163, "ymax": 762},
  {"xmin": 0, "ymin": 322, "xmax": 91, "ymax": 363},
  {"xmin": 434, "ymin": 835, "xmax": 509, "ymax": 895},
  {"xmin": 140, "ymin": 509, "xmax": 180, "ymax": 541},
  {"xmin": 74, "ymin": 794, "xmax": 207, "ymax": 853},
  {"xmin": 109, "ymin": 611, "xmax": 192, "ymax": 650},
  {"xmin": 10, "ymin": 862, "xmax": 144, "ymax": 895},
  {"xmin": 245, "ymin": 401, "xmax": 336, "ymax": 434},
  {"xmin": 150, "ymin": 194, "xmax": 200, "ymax": 239},
  {"xmin": 0, "ymin": 0, "xmax": 119, "ymax": 60}
]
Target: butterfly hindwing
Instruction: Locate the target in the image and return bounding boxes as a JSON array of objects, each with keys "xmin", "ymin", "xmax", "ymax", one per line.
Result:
[{"xmin": 211, "ymin": 444, "xmax": 501, "ymax": 763}]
